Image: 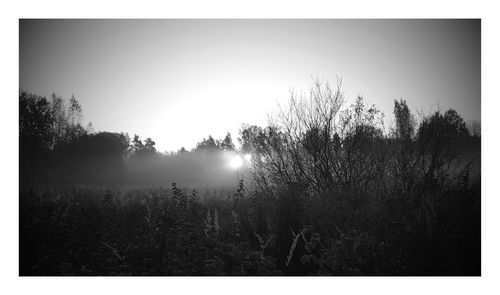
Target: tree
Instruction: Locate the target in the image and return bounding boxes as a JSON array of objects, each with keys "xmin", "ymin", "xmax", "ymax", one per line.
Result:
[
  {"xmin": 443, "ymin": 109, "xmax": 469, "ymax": 137},
  {"xmin": 243, "ymin": 79, "xmax": 386, "ymax": 193},
  {"xmin": 20, "ymin": 91, "xmax": 89, "ymax": 184},
  {"xmin": 68, "ymin": 94, "xmax": 82, "ymax": 126},
  {"xmin": 50, "ymin": 92, "xmax": 68, "ymax": 147},
  {"xmin": 239, "ymin": 125, "xmax": 267, "ymax": 154},
  {"xmin": 417, "ymin": 109, "xmax": 469, "ymax": 184},
  {"xmin": 219, "ymin": 132, "xmax": 235, "ymax": 151},
  {"xmin": 144, "ymin": 137, "xmax": 157, "ymax": 154},
  {"xmin": 334, "ymin": 96, "xmax": 386, "ymax": 190},
  {"xmin": 19, "ymin": 91, "xmax": 55, "ymax": 184},
  {"xmin": 131, "ymin": 135, "xmax": 157, "ymax": 158},
  {"xmin": 393, "ymin": 99, "xmax": 415, "ymax": 140},
  {"xmin": 195, "ymin": 135, "xmax": 219, "ymax": 152},
  {"xmin": 389, "ymin": 99, "xmax": 419, "ymax": 192},
  {"xmin": 19, "ymin": 91, "xmax": 54, "ymax": 149},
  {"xmin": 132, "ymin": 134, "xmax": 144, "ymax": 151},
  {"xmin": 418, "ymin": 109, "xmax": 469, "ymax": 142}
]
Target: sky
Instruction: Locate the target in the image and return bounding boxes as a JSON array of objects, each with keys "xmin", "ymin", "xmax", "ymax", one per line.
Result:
[{"xmin": 19, "ymin": 19, "xmax": 481, "ymax": 152}]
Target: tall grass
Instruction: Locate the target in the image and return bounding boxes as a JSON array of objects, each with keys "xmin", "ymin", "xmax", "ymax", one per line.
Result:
[{"xmin": 20, "ymin": 173, "xmax": 480, "ymax": 275}]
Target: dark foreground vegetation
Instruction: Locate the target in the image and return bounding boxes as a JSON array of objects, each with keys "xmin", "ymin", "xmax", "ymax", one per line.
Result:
[{"xmin": 19, "ymin": 80, "xmax": 481, "ymax": 275}]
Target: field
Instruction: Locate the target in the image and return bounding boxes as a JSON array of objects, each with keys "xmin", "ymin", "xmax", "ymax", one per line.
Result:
[{"xmin": 20, "ymin": 174, "xmax": 480, "ymax": 275}]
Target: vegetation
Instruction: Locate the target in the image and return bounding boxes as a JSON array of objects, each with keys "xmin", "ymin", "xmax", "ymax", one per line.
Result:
[{"xmin": 19, "ymin": 80, "xmax": 480, "ymax": 275}]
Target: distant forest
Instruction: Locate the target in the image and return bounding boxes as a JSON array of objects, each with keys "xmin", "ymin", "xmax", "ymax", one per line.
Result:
[
  {"xmin": 20, "ymin": 90, "xmax": 246, "ymax": 187},
  {"xmin": 19, "ymin": 83, "xmax": 480, "ymax": 189}
]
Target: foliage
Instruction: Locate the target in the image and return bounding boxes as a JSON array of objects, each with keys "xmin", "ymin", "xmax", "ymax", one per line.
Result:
[
  {"xmin": 20, "ymin": 183, "xmax": 282, "ymax": 275},
  {"xmin": 194, "ymin": 133, "xmax": 235, "ymax": 152},
  {"xmin": 242, "ymin": 80, "xmax": 387, "ymax": 193},
  {"xmin": 19, "ymin": 81, "xmax": 480, "ymax": 276},
  {"xmin": 20, "ymin": 174, "xmax": 480, "ymax": 275},
  {"xmin": 20, "ymin": 91, "xmax": 87, "ymax": 185},
  {"xmin": 131, "ymin": 135, "xmax": 157, "ymax": 158}
]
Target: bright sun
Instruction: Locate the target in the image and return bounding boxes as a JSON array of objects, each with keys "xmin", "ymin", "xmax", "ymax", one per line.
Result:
[
  {"xmin": 229, "ymin": 155, "xmax": 243, "ymax": 169},
  {"xmin": 229, "ymin": 154, "xmax": 252, "ymax": 169}
]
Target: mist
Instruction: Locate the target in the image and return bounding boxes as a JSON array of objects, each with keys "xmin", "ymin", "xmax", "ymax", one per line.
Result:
[
  {"xmin": 124, "ymin": 150, "xmax": 249, "ymax": 188},
  {"xmin": 19, "ymin": 19, "xmax": 481, "ymax": 277}
]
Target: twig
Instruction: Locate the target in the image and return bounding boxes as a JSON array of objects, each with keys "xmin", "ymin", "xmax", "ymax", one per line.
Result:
[{"xmin": 102, "ymin": 241, "xmax": 124, "ymax": 261}]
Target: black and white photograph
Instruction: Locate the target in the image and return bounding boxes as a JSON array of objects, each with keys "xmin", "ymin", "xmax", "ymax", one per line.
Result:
[
  {"xmin": 4, "ymin": 0, "xmax": 500, "ymax": 291},
  {"xmin": 17, "ymin": 18, "xmax": 482, "ymax": 277}
]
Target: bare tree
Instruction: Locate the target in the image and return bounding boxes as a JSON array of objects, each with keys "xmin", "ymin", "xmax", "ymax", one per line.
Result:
[{"xmin": 243, "ymin": 78, "xmax": 386, "ymax": 194}]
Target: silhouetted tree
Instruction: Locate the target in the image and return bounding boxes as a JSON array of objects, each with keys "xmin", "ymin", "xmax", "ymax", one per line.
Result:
[
  {"xmin": 393, "ymin": 99, "xmax": 415, "ymax": 140},
  {"xmin": 20, "ymin": 91, "xmax": 88, "ymax": 184},
  {"xmin": 390, "ymin": 99, "xmax": 419, "ymax": 193},
  {"xmin": 219, "ymin": 132, "xmax": 235, "ymax": 151},
  {"xmin": 19, "ymin": 91, "xmax": 54, "ymax": 184},
  {"xmin": 244, "ymin": 79, "xmax": 386, "ymax": 193},
  {"xmin": 239, "ymin": 125, "xmax": 267, "ymax": 154},
  {"xmin": 131, "ymin": 135, "xmax": 157, "ymax": 158},
  {"xmin": 68, "ymin": 94, "xmax": 82, "ymax": 125},
  {"xmin": 19, "ymin": 91, "xmax": 54, "ymax": 149},
  {"xmin": 195, "ymin": 135, "xmax": 219, "ymax": 152},
  {"xmin": 144, "ymin": 137, "xmax": 157, "ymax": 153},
  {"xmin": 417, "ymin": 109, "xmax": 469, "ymax": 184},
  {"xmin": 50, "ymin": 93, "xmax": 68, "ymax": 147}
]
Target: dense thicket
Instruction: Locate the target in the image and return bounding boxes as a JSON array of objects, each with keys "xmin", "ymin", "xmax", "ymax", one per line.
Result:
[{"xmin": 234, "ymin": 81, "xmax": 480, "ymax": 274}]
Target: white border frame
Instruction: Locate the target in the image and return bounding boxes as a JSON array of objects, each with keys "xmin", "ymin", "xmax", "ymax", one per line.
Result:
[{"xmin": 2, "ymin": 1, "xmax": 498, "ymax": 294}]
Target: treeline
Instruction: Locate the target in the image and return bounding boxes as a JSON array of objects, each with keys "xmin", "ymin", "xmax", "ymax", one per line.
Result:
[
  {"xmin": 239, "ymin": 81, "xmax": 480, "ymax": 196},
  {"xmin": 20, "ymin": 84, "xmax": 479, "ymax": 188},
  {"xmin": 125, "ymin": 134, "xmax": 241, "ymax": 186},
  {"xmin": 19, "ymin": 90, "xmax": 245, "ymax": 187}
]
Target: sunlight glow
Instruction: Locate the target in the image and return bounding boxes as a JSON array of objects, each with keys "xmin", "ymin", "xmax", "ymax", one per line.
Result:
[
  {"xmin": 244, "ymin": 154, "xmax": 252, "ymax": 162},
  {"xmin": 229, "ymin": 155, "xmax": 243, "ymax": 169}
]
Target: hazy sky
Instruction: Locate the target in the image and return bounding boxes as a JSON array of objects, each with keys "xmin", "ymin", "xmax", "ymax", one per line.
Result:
[{"xmin": 20, "ymin": 19, "xmax": 480, "ymax": 152}]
